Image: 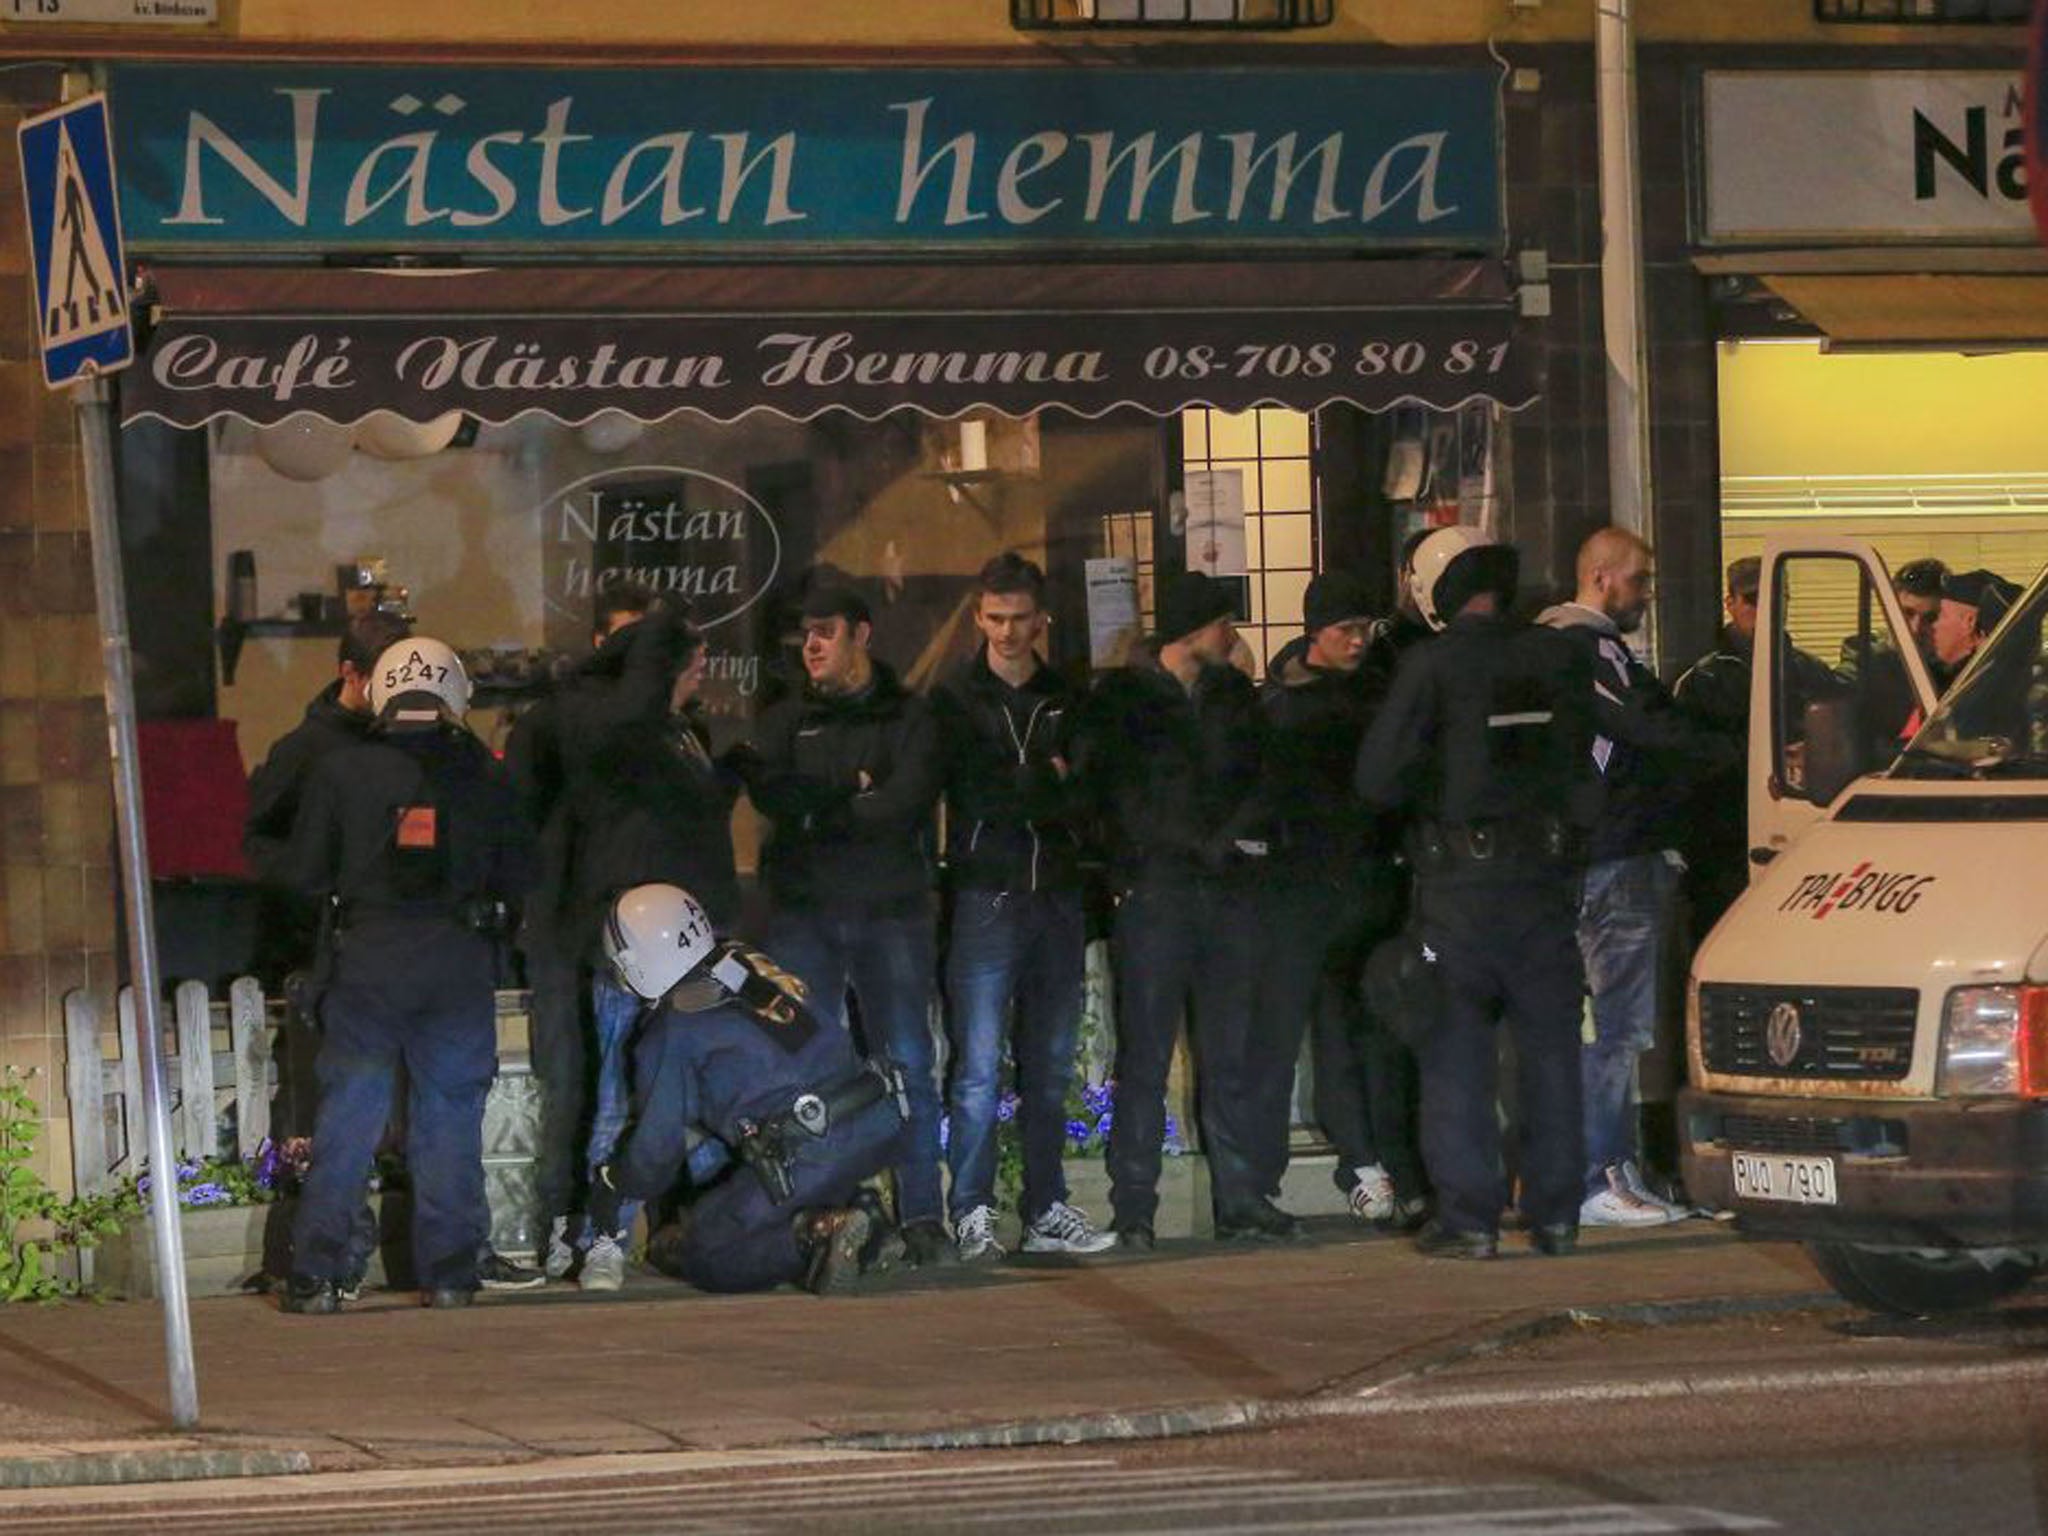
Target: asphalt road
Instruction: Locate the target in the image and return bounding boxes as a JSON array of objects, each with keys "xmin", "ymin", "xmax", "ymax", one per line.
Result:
[{"xmin": 5, "ymin": 1295, "xmax": 2045, "ymax": 1533}]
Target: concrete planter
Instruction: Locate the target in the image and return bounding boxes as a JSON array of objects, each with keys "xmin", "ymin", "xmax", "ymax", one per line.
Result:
[{"xmin": 93, "ymin": 1204, "xmax": 274, "ymax": 1301}]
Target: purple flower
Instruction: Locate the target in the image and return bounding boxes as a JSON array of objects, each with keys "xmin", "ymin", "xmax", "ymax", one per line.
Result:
[
  {"xmin": 995, "ymin": 1093, "xmax": 1019, "ymax": 1124},
  {"xmin": 182, "ymin": 1182, "xmax": 230, "ymax": 1207},
  {"xmin": 1065, "ymin": 1118, "xmax": 1093, "ymax": 1145}
]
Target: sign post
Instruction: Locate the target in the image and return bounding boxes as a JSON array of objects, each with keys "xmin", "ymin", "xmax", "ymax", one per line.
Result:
[{"xmin": 17, "ymin": 91, "xmax": 198, "ymax": 1430}]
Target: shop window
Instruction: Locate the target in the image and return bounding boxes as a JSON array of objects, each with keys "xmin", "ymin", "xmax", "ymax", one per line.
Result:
[
  {"xmin": 1180, "ymin": 405, "xmax": 1319, "ymax": 678},
  {"xmin": 1012, "ymin": 0, "xmax": 1333, "ymax": 28},
  {"xmin": 1815, "ymin": 0, "xmax": 2029, "ymax": 18}
]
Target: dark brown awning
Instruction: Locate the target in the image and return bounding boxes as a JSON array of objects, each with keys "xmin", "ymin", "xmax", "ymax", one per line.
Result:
[{"xmin": 121, "ymin": 259, "xmax": 1534, "ymax": 429}]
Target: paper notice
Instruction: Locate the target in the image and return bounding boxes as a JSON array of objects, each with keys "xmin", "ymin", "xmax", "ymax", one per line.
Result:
[
  {"xmin": 1183, "ymin": 468, "xmax": 1247, "ymax": 577},
  {"xmin": 1085, "ymin": 556, "xmax": 1141, "ymax": 669}
]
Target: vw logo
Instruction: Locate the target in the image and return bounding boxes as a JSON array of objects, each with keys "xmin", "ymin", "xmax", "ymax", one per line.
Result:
[{"xmin": 1765, "ymin": 1002, "xmax": 1804, "ymax": 1069}]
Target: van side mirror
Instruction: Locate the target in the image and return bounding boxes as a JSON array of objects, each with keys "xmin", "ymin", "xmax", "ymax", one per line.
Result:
[{"xmin": 1802, "ymin": 696, "xmax": 1865, "ymax": 806}]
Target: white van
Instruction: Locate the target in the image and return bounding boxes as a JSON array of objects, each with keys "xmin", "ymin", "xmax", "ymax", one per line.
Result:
[{"xmin": 1680, "ymin": 534, "xmax": 2048, "ymax": 1314}]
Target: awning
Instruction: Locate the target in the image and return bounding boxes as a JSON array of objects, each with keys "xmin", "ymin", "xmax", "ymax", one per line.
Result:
[
  {"xmin": 120, "ymin": 259, "xmax": 1534, "ymax": 430},
  {"xmin": 1752, "ymin": 273, "xmax": 2048, "ymax": 346}
]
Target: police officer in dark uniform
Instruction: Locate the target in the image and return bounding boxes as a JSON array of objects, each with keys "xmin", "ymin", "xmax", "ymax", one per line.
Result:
[
  {"xmin": 278, "ymin": 638, "xmax": 533, "ymax": 1312},
  {"xmin": 1354, "ymin": 527, "xmax": 1598, "ymax": 1260},
  {"xmin": 588, "ymin": 884, "xmax": 908, "ymax": 1294}
]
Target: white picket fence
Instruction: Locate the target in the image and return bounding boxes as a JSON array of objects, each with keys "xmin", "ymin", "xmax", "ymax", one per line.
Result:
[{"xmin": 61, "ymin": 978, "xmax": 280, "ymax": 1197}]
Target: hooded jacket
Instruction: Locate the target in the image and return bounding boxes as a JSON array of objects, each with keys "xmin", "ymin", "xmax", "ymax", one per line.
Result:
[
  {"xmin": 243, "ymin": 679, "xmax": 375, "ymax": 884},
  {"xmin": 931, "ymin": 650, "xmax": 1088, "ymax": 894},
  {"xmin": 1537, "ymin": 601, "xmax": 1735, "ymax": 863},
  {"xmin": 554, "ymin": 704, "xmax": 743, "ymax": 959},
  {"xmin": 1257, "ymin": 634, "xmax": 1390, "ymax": 878},
  {"xmin": 738, "ymin": 659, "xmax": 941, "ymax": 916},
  {"xmin": 1077, "ymin": 643, "xmax": 1265, "ymax": 889}
]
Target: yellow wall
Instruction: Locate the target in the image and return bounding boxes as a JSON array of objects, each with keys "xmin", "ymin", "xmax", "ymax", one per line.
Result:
[
  {"xmin": 0, "ymin": 0, "xmax": 2021, "ymax": 56},
  {"xmin": 1718, "ymin": 342, "xmax": 2048, "ymax": 480}
]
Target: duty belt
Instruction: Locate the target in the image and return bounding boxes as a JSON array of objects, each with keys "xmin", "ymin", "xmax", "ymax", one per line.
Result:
[
  {"xmin": 732, "ymin": 1060, "xmax": 910, "ymax": 1204},
  {"xmin": 1414, "ymin": 817, "xmax": 1576, "ymax": 867}
]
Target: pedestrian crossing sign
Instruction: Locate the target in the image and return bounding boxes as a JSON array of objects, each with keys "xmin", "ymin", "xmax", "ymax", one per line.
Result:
[{"xmin": 16, "ymin": 93, "xmax": 132, "ymax": 388}]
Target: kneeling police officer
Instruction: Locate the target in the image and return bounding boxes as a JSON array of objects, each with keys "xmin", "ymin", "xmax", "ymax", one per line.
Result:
[
  {"xmin": 1354, "ymin": 528, "xmax": 1598, "ymax": 1261},
  {"xmin": 280, "ymin": 639, "xmax": 533, "ymax": 1312},
  {"xmin": 590, "ymin": 883, "xmax": 908, "ymax": 1294}
]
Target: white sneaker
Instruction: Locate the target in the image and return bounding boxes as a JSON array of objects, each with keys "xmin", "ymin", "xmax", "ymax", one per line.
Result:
[
  {"xmin": 543, "ymin": 1217, "xmax": 577, "ymax": 1282},
  {"xmin": 1348, "ymin": 1164, "xmax": 1397, "ymax": 1224},
  {"xmin": 1579, "ymin": 1165, "xmax": 1685, "ymax": 1228},
  {"xmin": 1021, "ymin": 1200, "xmax": 1117, "ymax": 1255},
  {"xmin": 954, "ymin": 1204, "xmax": 1006, "ymax": 1263},
  {"xmin": 579, "ymin": 1232, "xmax": 628, "ymax": 1291},
  {"xmin": 1619, "ymin": 1159, "xmax": 1692, "ymax": 1222}
]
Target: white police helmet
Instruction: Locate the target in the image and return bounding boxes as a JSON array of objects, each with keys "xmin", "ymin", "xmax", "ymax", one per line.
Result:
[
  {"xmin": 367, "ymin": 637, "xmax": 472, "ymax": 723},
  {"xmin": 604, "ymin": 883, "xmax": 718, "ymax": 1002},
  {"xmin": 1410, "ymin": 525, "xmax": 1506, "ymax": 632}
]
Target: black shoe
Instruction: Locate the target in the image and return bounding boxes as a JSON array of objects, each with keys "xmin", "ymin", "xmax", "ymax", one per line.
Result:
[
  {"xmin": 421, "ymin": 1286, "xmax": 475, "ymax": 1308},
  {"xmin": 846, "ymin": 1189, "xmax": 905, "ymax": 1274},
  {"xmin": 901, "ymin": 1219, "xmax": 954, "ymax": 1268},
  {"xmin": 1214, "ymin": 1197, "xmax": 1303, "ymax": 1242},
  {"xmin": 797, "ymin": 1207, "xmax": 874, "ymax": 1295},
  {"xmin": 1530, "ymin": 1223, "xmax": 1579, "ymax": 1257},
  {"xmin": 335, "ymin": 1273, "xmax": 365, "ymax": 1303},
  {"xmin": 280, "ymin": 1276, "xmax": 340, "ymax": 1315},
  {"xmin": 476, "ymin": 1251, "xmax": 546, "ymax": 1291},
  {"xmin": 1114, "ymin": 1222, "xmax": 1156, "ymax": 1251},
  {"xmin": 1390, "ymin": 1194, "xmax": 1433, "ymax": 1233},
  {"xmin": 1413, "ymin": 1221, "xmax": 1498, "ymax": 1261}
]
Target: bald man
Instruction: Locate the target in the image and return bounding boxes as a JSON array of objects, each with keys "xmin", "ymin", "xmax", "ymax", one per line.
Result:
[{"xmin": 1539, "ymin": 529, "xmax": 1734, "ymax": 1229}]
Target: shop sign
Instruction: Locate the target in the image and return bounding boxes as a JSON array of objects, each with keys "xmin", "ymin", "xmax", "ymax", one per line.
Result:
[
  {"xmin": 104, "ymin": 63, "xmax": 1501, "ymax": 251},
  {"xmin": 123, "ymin": 304, "xmax": 1534, "ymax": 428},
  {"xmin": 1702, "ymin": 71, "xmax": 2032, "ymax": 244},
  {"xmin": 2031, "ymin": 6, "xmax": 2048, "ymax": 248}
]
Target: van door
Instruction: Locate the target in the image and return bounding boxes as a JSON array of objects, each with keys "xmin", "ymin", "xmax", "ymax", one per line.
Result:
[{"xmin": 1748, "ymin": 534, "xmax": 1938, "ymax": 871}]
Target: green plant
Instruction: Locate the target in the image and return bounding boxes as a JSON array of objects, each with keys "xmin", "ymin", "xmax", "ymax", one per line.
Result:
[{"xmin": 0, "ymin": 1069, "xmax": 140, "ymax": 1302}]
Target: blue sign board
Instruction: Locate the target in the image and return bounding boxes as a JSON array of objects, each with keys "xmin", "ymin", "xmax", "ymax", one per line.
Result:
[
  {"xmin": 104, "ymin": 63, "xmax": 1500, "ymax": 252},
  {"xmin": 16, "ymin": 93, "xmax": 132, "ymax": 387}
]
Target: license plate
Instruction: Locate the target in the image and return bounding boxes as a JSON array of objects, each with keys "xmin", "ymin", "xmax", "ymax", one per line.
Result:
[{"xmin": 1730, "ymin": 1150, "xmax": 1838, "ymax": 1206}]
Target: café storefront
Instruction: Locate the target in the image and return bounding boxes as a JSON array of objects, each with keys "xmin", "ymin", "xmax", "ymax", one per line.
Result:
[{"xmin": 95, "ymin": 57, "xmax": 1541, "ymax": 905}]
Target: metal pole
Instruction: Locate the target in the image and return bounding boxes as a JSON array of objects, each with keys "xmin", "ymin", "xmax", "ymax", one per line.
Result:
[
  {"xmin": 74, "ymin": 375, "xmax": 199, "ymax": 1429},
  {"xmin": 1595, "ymin": 0, "xmax": 1658, "ymax": 655}
]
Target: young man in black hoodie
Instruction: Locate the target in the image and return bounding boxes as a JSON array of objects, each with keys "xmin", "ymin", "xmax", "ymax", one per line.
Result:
[
  {"xmin": 548, "ymin": 618, "xmax": 741, "ymax": 1290},
  {"xmin": 734, "ymin": 582, "xmax": 948, "ymax": 1262},
  {"xmin": 933, "ymin": 553, "xmax": 1114, "ymax": 1263},
  {"xmin": 502, "ymin": 585, "xmax": 692, "ymax": 1286},
  {"xmin": 1080, "ymin": 571, "xmax": 1283, "ymax": 1246},
  {"xmin": 1253, "ymin": 571, "xmax": 1421, "ymax": 1228}
]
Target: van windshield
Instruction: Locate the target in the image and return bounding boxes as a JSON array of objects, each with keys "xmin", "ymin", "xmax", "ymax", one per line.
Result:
[{"xmin": 1894, "ymin": 573, "xmax": 2048, "ymax": 780}]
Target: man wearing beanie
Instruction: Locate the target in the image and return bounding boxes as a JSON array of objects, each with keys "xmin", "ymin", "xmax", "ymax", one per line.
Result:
[
  {"xmin": 1251, "ymin": 572, "xmax": 1422, "ymax": 1230},
  {"xmin": 1076, "ymin": 571, "xmax": 1283, "ymax": 1246},
  {"xmin": 1930, "ymin": 568, "xmax": 2021, "ymax": 689}
]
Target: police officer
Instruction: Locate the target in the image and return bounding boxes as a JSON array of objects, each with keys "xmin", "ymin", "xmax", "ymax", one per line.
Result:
[
  {"xmin": 1353, "ymin": 527, "xmax": 1597, "ymax": 1260},
  {"xmin": 278, "ymin": 639, "xmax": 534, "ymax": 1312},
  {"xmin": 588, "ymin": 885, "xmax": 908, "ymax": 1294}
]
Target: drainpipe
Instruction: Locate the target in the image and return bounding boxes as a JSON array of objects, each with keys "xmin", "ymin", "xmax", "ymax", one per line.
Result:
[{"xmin": 1595, "ymin": 0, "xmax": 1658, "ymax": 659}]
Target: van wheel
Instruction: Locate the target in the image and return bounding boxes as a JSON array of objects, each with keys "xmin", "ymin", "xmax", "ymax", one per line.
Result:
[{"xmin": 1806, "ymin": 1243, "xmax": 2037, "ymax": 1315}]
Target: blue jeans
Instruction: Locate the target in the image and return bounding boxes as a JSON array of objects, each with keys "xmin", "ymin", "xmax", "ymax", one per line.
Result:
[
  {"xmin": 767, "ymin": 907, "xmax": 943, "ymax": 1226},
  {"xmin": 1578, "ymin": 850, "xmax": 1682, "ymax": 1194},
  {"xmin": 944, "ymin": 888, "xmax": 1084, "ymax": 1225},
  {"xmin": 293, "ymin": 920, "xmax": 495, "ymax": 1291},
  {"xmin": 586, "ymin": 971, "xmax": 647, "ymax": 1241}
]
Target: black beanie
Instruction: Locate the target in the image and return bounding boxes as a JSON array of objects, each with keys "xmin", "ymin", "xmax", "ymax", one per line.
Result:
[
  {"xmin": 1303, "ymin": 571, "xmax": 1374, "ymax": 634},
  {"xmin": 1941, "ymin": 568, "xmax": 2021, "ymax": 634},
  {"xmin": 1156, "ymin": 572, "xmax": 1237, "ymax": 643}
]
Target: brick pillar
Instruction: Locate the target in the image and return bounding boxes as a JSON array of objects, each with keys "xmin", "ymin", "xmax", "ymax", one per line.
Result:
[{"xmin": 0, "ymin": 67, "xmax": 123, "ymax": 1199}]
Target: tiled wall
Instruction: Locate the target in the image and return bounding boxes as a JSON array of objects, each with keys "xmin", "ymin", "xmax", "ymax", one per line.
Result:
[{"xmin": 0, "ymin": 69, "xmax": 122, "ymax": 1198}]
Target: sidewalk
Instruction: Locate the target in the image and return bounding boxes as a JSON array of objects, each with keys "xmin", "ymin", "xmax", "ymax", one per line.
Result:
[{"xmin": 0, "ymin": 1219, "xmax": 1827, "ymax": 1486}]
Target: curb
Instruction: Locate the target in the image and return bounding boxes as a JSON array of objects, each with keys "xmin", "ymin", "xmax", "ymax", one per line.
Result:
[
  {"xmin": 0, "ymin": 1446, "xmax": 315, "ymax": 1490},
  {"xmin": 828, "ymin": 1290, "xmax": 1845, "ymax": 1453}
]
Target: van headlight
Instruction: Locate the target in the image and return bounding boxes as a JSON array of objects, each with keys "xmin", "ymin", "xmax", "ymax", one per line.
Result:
[{"xmin": 1937, "ymin": 986, "xmax": 2048, "ymax": 1097}]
